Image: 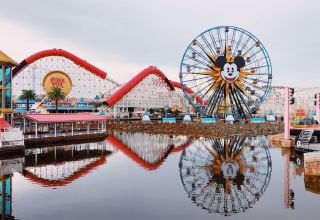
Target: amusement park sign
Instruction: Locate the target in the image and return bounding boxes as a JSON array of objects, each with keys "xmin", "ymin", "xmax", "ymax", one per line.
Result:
[
  {"xmin": 42, "ymin": 70, "xmax": 72, "ymax": 96},
  {"xmin": 294, "ymin": 109, "xmax": 306, "ymax": 117}
]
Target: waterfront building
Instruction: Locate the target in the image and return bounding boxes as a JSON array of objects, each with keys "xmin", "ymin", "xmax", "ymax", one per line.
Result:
[
  {"xmin": 0, "ymin": 51, "xmax": 18, "ymax": 124},
  {"xmin": 24, "ymin": 142, "xmax": 112, "ymax": 187},
  {"xmin": 0, "ymin": 157, "xmax": 23, "ymax": 220},
  {"xmin": 21, "ymin": 113, "xmax": 107, "ymax": 138},
  {"xmin": 13, "ymin": 99, "xmax": 36, "ymax": 114},
  {"xmin": 259, "ymin": 87, "xmax": 320, "ymax": 118}
]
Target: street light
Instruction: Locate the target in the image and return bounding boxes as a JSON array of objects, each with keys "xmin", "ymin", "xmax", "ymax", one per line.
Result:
[{"xmin": 290, "ymin": 88, "xmax": 295, "ymax": 105}]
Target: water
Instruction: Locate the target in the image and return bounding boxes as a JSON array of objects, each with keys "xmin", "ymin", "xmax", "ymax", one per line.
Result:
[{"xmin": 1, "ymin": 132, "xmax": 320, "ymax": 220}]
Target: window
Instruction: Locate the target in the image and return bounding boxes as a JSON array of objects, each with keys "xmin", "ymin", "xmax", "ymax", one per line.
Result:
[{"xmin": 5, "ymin": 67, "xmax": 11, "ymax": 88}]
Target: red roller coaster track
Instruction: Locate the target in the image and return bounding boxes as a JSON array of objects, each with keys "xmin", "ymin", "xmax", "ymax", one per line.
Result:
[
  {"xmin": 106, "ymin": 134, "xmax": 194, "ymax": 170},
  {"xmin": 104, "ymin": 66, "xmax": 205, "ymax": 107},
  {"xmin": 24, "ymin": 156, "xmax": 106, "ymax": 187},
  {"xmin": 12, "ymin": 48, "xmax": 107, "ymax": 79},
  {"xmin": 104, "ymin": 66, "xmax": 174, "ymax": 107},
  {"xmin": 13, "ymin": 49, "xmax": 204, "ymax": 107}
]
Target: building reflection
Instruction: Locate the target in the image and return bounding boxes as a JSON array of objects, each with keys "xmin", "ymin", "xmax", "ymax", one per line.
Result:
[
  {"xmin": 179, "ymin": 136, "xmax": 272, "ymax": 216},
  {"xmin": 0, "ymin": 156, "xmax": 24, "ymax": 220},
  {"xmin": 290, "ymin": 151, "xmax": 320, "ymax": 195},
  {"xmin": 106, "ymin": 132, "xmax": 194, "ymax": 170},
  {"xmin": 23, "ymin": 141, "xmax": 114, "ymax": 187}
]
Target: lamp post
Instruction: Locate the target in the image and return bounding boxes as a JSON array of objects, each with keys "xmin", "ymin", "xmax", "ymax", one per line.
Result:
[
  {"xmin": 284, "ymin": 87, "xmax": 290, "ymax": 140},
  {"xmin": 316, "ymin": 93, "xmax": 320, "ymax": 124}
]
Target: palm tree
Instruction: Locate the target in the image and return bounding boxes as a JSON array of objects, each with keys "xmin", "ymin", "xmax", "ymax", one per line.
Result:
[
  {"xmin": 47, "ymin": 87, "xmax": 66, "ymax": 112},
  {"xmin": 19, "ymin": 89, "xmax": 36, "ymax": 111}
]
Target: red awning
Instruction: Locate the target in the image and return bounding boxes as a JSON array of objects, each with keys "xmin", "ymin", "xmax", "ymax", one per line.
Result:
[
  {"xmin": 0, "ymin": 118, "xmax": 12, "ymax": 129},
  {"xmin": 23, "ymin": 113, "xmax": 109, "ymax": 123}
]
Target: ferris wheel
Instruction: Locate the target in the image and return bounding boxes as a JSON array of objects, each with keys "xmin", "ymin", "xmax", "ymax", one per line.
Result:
[
  {"xmin": 179, "ymin": 26, "xmax": 272, "ymax": 119},
  {"xmin": 179, "ymin": 136, "xmax": 272, "ymax": 215}
]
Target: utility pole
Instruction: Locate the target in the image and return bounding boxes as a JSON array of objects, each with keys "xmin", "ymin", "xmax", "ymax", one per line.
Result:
[
  {"xmin": 284, "ymin": 87, "xmax": 290, "ymax": 139},
  {"xmin": 284, "ymin": 154, "xmax": 290, "ymax": 208},
  {"xmin": 284, "ymin": 87, "xmax": 295, "ymax": 140},
  {"xmin": 316, "ymin": 93, "xmax": 320, "ymax": 124}
]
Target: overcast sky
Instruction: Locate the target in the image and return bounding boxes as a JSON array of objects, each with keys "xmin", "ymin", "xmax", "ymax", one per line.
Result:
[{"xmin": 1, "ymin": 0, "xmax": 319, "ymax": 86}]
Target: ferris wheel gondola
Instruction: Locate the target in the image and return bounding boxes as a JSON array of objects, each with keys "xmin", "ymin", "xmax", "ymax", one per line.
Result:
[{"xmin": 179, "ymin": 26, "xmax": 272, "ymax": 119}]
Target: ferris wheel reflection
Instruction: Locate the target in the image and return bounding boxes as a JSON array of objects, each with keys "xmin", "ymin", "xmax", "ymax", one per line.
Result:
[{"xmin": 179, "ymin": 136, "xmax": 272, "ymax": 216}]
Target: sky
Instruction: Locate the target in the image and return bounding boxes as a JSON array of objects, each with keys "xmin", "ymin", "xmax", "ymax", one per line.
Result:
[{"xmin": 1, "ymin": 0, "xmax": 319, "ymax": 86}]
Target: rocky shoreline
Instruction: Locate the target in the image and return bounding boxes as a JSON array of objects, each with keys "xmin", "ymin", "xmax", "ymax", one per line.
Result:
[{"xmin": 106, "ymin": 121, "xmax": 284, "ymax": 138}]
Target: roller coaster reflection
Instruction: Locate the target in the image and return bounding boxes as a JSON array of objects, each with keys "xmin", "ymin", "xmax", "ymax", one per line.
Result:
[
  {"xmin": 23, "ymin": 142, "xmax": 114, "ymax": 187},
  {"xmin": 107, "ymin": 132, "xmax": 195, "ymax": 170},
  {"xmin": 23, "ymin": 133, "xmax": 195, "ymax": 187},
  {"xmin": 179, "ymin": 136, "xmax": 272, "ymax": 216}
]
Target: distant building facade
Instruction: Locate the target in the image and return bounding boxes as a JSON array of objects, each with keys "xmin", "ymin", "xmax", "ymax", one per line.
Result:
[{"xmin": 258, "ymin": 87, "xmax": 320, "ymax": 117}]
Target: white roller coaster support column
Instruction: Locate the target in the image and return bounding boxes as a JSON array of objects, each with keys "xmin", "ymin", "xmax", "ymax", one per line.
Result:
[
  {"xmin": 23, "ymin": 118, "xmax": 26, "ymax": 133},
  {"xmin": 113, "ymin": 107, "xmax": 117, "ymax": 119},
  {"xmin": 35, "ymin": 122, "xmax": 38, "ymax": 138},
  {"xmin": 284, "ymin": 87, "xmax": 290, "ymax": 140},
  {"xmin": 71, "ymin": 123, "xmax": 74, "ymax": 136},
  {"xmin": 103, "ymin": 121, "xmax": 106, "ymax": 132}
]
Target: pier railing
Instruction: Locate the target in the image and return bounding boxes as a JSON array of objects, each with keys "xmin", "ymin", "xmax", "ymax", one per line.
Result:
[{"xmin": 23, "ymin": 129, "xmax": 106, "ymax": 139}]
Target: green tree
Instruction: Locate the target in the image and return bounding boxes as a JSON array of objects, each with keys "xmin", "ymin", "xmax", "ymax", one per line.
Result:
[
  {"xmin": 47, "ymin": 87, "xmax": 66, "ymax": 112},
  {"xmin": 163, "ymin": 106, "xmax": 172, "ymax": 114},
  {"xmin": 19, "ymin": 89, "xmax": 36, "ymax": 111}
]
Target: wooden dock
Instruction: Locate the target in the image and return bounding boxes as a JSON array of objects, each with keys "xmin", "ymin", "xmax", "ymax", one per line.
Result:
[
  {"xmin": 304, "ymin": 152, "xmax": 320, "ymax": 176},
  {"xmin": 0, "ymin": 131, "xmax": 107, "ymax": 154},
  {"xmin": 267, "ymin": 133, "xmax": 296, "ymax": 148},
  {"xmin": 296, "ymin": 143, "xmax": 320, "ymax": 153},
  {"xmin": 24, "ymin": 132, "xmax": 107, "ymax": 148},
  {"xmin": 0, "ymin": 145, "xmax": 25, "ymax": 155}
]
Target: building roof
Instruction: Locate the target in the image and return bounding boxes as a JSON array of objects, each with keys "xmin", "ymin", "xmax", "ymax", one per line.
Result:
[
  {"xmin": 45, "ymin": 106, "xmax": 92, "ymax": 111},
  {"xmin": 104, "ymin": 66, "xmax": 174, "ymax": 107},
  {"xmin": 31, "ymin": 102, "xmax": 45, "ymax": 110},
  {"xmin": 0, "ymin": 50, "xmax": 18, "ymax": 66},
  {"xmin": 0, "ymin": 118, "xmax": 12, "ymax": 129},
  {"xmin": 14, "ymin": 108, "xmax": 27, "ymax": 113},
  {"xmin": 15, "ymin": 99, "xmax": 36, "ymax": 104},
  {"xmin": 23, "ymin": 113, "xmax": 109, "ymax": 123}
]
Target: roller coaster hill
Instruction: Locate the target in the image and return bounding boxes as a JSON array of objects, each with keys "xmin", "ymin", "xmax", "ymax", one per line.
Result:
[
  {"xmin": 6, "ymin": 25, "xmax": 276, "ymax": 121},
  {"xmin": 10, "ymin": 49, "xmax": 198, "ymax": 119}
]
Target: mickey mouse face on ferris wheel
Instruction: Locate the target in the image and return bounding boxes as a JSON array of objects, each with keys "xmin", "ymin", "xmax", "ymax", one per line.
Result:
[
  {"xmin": 220, "ymin": 63, "xmax": 239, "ymax": 83},
  {"xmin": 216, "ymin": 56, "xmax": 246, "ymax": 84}
]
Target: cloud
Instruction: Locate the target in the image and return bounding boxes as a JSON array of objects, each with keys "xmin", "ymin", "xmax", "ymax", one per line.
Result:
[{"xmin": 1, "ymin": 0, "xmax": 320, "ymax": 86}]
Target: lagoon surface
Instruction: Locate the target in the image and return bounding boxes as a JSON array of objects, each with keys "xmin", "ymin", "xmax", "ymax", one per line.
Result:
[{"xmin": 3, "ymin": 132, "xmax": 320, "ymax": 220}]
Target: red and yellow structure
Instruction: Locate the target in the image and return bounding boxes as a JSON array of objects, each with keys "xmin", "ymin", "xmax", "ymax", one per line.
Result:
[{"xmin": 0, "ymin": 51, "xmax": 17, "ymax": 125}]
